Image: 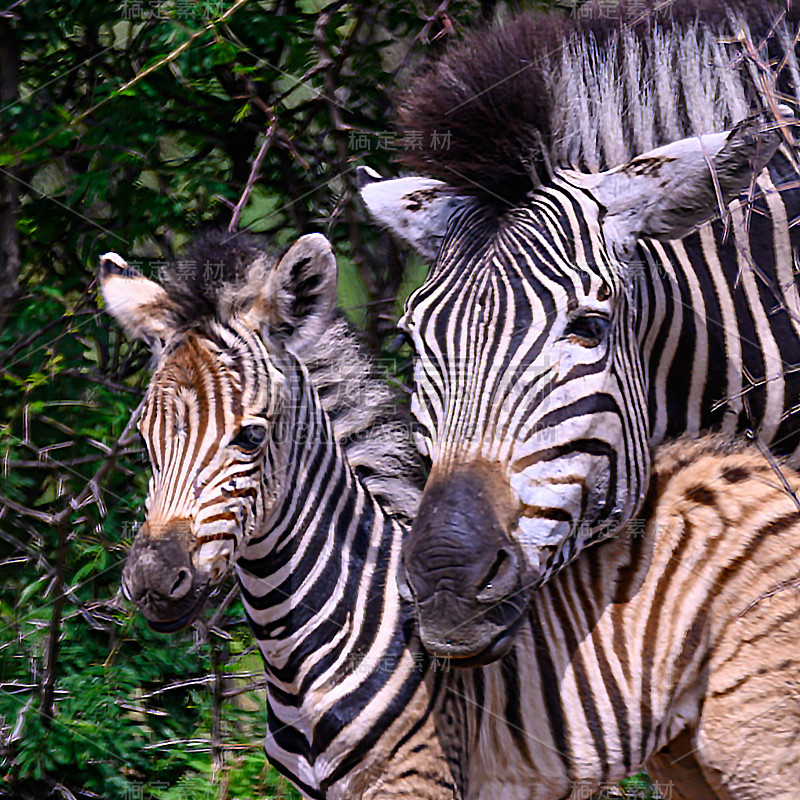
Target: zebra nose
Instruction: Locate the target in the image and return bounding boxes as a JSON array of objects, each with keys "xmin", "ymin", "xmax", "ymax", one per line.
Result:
[
  {"xmin": 475, "ymin": 546, "xmax": 519, "ymax": 604},
  {"xmin": 123, "ymin": 534, "xmax": 195, "ymax": 604},
  {"xmin": 122, "ymin": 523, "xmax": 206, "ymax": 630},
  {"xmin": 403, "ymin": 462, "xmax": 530, "ymax": 661},
  {"xmin": 405, "ymin": 463, "xmax": 521, "ymax": 600}
]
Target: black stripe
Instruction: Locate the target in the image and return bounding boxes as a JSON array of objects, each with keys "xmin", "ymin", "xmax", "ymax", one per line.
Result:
[
  {"xmin": 501, "ymin": 647, "xmax": 535, "ymax": 769},
  {"xmin": 530, "ymin": 603, "xmax": 572, "ymax": 772},
  {"xmin": 550, "ymin": 582, "xmax": 609, "ymax": 780}
]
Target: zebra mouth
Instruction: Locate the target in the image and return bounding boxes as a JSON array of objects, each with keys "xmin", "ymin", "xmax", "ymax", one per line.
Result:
[
  {"xmin": 437, "ymin": 611, "xmax": 526, "ymax": 667},
  {"xmin": 412, "ymin": 588, "xmax": 529, "ymax": 665},
  {"xmin": 145, "ymin": 601, "xmax": 206, "ymax": 633},
  {"xmin": 140, "ymin": 582, "xmax": 213, "ymax": 634}
]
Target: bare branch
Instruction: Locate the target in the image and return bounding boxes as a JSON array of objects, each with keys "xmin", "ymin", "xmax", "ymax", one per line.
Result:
[
  {"xmin": 39, "ymin": 516, "xmax": 67, "ymax": 724},
  {"xmin": 228, "ymin": 114, "xmax": 277, "ymax": 233}
]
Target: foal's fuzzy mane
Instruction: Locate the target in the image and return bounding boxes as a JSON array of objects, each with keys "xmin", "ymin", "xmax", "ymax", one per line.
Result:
[
  {"xmin": 300, "ymin": 318, "xmax": 422, "ymax": 522},
  {"xmin": 159, "ymin": 231, "xmax": 422, "ymax": 521},
  {"xmin": 397, "ymin": 0, "xmax": 800, "ymax": 204},
  {"xmin": 160, "ymin": 231, "xmax": 268, "ymax": 329}
]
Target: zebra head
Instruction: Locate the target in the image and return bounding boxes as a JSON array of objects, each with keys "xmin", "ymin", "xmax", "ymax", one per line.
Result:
[
  {"xmin": 361, "ymin": 118, "xmax": 783, "ymax": 659},
  {"xmin": 99, "ymin": 234, "xmax": 338, "ymax": 632}
]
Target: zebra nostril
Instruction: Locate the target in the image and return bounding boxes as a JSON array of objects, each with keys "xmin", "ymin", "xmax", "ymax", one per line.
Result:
[
  {"xmin": 476, "ymin": 548, "xmax": 518, "ymax": 603},
  {"xmin": 168, "ymin": 568, "xmax": 193, "ymax": 600},
  {"xmin": 209, "ymin": 559, "xmax": 228, "ymax": 582}
]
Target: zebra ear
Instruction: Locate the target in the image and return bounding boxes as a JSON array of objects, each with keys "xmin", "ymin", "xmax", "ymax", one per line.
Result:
[
  {"xmin": 246, "ymin": 233, "xmax": 338, "ymax": 354},
  {"xmin": 98, "ymin": 253, "xmax": 175, "ymax": 347},
  {"xmin": 565, "ymin": 115, "xmax": 786, "ymax": 261},
  {"xmin": 358, "ymin": 166, "xmax": 470, "ymax": 261}
]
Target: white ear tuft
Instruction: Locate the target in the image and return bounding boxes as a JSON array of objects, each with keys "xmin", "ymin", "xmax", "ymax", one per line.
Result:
[
  {"xmin": 356, "ymin": 165, "xmax": 383, "ymax": 190},
  {"xmin": 98, "ymin": 253, "xmax": 175, "ymax": 347},
  {"xmin": 358, "ymin": 167, "xmax": 472, "ymax": 261}
]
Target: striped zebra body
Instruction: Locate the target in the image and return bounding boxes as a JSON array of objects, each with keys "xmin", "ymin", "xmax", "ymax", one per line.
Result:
[
  {"xmin": 636, "ymin": 148, "xmax": 800, "ymax": 449},
  {"xmin": 232, "ymin": 325, "xmax": 434, "ymax": 798},
  {"xmin": 359, "ymin": 0, "xmax": 800, "ymax": 660},
  {"xmin": 100, "ymin": 237, "xmax": 800, "ymax": 798}
]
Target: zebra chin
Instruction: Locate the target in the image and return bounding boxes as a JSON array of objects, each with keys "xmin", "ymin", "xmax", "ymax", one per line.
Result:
[
  {"xmin": 144, "ymin": 601, "xmax": 209, "ymax": 634},
  {"xmin": 127, "ymin": 580, "xmax": 212, "ymax": 634},
  {"xmin": 412, "ymin": 592, "xmax": 528, "ymax": 666}
]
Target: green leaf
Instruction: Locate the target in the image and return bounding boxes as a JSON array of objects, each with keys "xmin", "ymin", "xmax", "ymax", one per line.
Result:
[{"xmin": 18, "ymin": 576, "xmax": 47, "ymax": 606}]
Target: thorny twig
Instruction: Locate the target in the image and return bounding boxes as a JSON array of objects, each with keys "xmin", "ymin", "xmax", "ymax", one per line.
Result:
[
  {"xmin": 395, "ymin": 0, "xmax": 455, "ymax": 77},
  {"xmin": 228, "ymin": 116, "xmax": 278, "ymax": 234},
  {"xmin": 210, "ymin": 640, "xmax": 225, "ymax": 781},
  {"xmin": 39, "ymin": 517, "xmax": 67, "ymax": 723},
  {"xmin": 1, "ymin": 399, "xmax": 145, "ymax": 720},
  {"xmin": 750, "ymin": 432, "xmax": 800, "ymax": 513}
]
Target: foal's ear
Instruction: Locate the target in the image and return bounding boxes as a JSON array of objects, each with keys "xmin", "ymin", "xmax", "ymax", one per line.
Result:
[
  {"xmin": 244, "ymin": 233, "xmax": 338, "ymax": 355},
  {"xmin": 98, "ymin": 253, "xmax": 175, "ymax": 347}
]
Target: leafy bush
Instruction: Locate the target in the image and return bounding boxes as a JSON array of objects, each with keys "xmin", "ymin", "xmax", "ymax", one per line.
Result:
[{"xmin": 0, "ymin": 0, "xmax": 496, "ymax": 796}]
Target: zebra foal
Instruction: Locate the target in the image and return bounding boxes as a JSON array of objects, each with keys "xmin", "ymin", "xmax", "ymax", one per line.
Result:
[
  {"xmin": 100, "ymin": 233, "xmax": 800, "ymax": 799},
  {"xmin": 100, "ymin": 232, "xmax": 451, "ymax": 799}
]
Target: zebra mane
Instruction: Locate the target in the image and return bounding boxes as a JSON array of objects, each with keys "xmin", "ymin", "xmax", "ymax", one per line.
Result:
[
  {"xmin": 159, "ymin": 230, "xmax": 269, "ymax": 329},
  {"xmin": 397, "ymin": 0, "xmax": 800, "ymax": 204},
  {"xmin": 158, "ymin": 231, "xmax": 422, "ymax": 522},
  {"xmin": 300, "ymin": 318, "xmax": 423, "ymax": 523}
]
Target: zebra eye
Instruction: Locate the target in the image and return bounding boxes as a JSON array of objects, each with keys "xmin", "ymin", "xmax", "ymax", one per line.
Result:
[
  {"xmin": 230, "ymin": 424, "xmax": 267, "ymax": 452},
  {"xmin": 564, "ymin": 312, "xmax": 610, "ymax": 347}
]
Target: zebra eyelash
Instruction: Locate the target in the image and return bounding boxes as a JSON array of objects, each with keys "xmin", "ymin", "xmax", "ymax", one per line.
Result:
[
  {"xmin": 563, "ymin": 310, "xmax": 611, "ymax": 347},
  {"xmin": 229, "ymin": 424, "xmax": 268, "ymax": 453}
]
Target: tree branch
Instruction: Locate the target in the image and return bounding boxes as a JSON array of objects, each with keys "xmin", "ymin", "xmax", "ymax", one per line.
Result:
[
  {"xmin": 228, "ymin": 114, "xmax": 277, "ymax": 233},
  {"xmin": 39, "ymin": 517, "xmax": 67, "ymax": 724}
]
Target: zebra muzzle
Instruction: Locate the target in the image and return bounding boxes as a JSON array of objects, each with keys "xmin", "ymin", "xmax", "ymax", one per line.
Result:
[
  {"xmin": 403, "ymin": 461, "xmax": 530, "ymax": 662},
  {"xmin": 122, "ymin": 521, "xmax": 210, "ymax": 632}
]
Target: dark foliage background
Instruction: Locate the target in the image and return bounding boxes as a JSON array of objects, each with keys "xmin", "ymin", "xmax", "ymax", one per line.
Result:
[{"xmin": 0, "ymin": 1, "xmax": 661, "ymax": 799}]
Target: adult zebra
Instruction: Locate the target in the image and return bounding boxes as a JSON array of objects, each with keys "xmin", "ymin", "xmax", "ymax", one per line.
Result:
[
  {"xmin": 360, "ymin": 0, "xmax": 800, "ymax": 661},
  {"xmin": 100, "ymin": 233, "xmax": 800, "ymax": 799}
]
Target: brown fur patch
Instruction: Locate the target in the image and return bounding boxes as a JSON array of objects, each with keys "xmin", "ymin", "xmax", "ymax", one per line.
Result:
[{"xmin": 623, "ymin": 155, "xmax": 676, "ymax": 177}]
